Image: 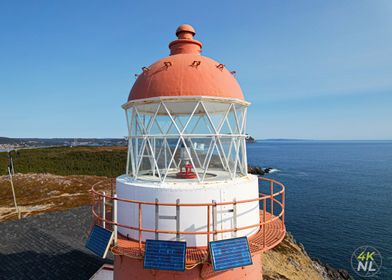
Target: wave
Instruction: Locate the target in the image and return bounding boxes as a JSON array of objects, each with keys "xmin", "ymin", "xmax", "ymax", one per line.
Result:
[{"xmin": 267, "ymin": 168, "xmax": 280, "ymax": 173}]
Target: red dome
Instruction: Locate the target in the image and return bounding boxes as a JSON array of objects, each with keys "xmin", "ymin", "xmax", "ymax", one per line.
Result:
[{"xmin": 128, "ymin": 25, "xmax": 244, "ymax": 102}]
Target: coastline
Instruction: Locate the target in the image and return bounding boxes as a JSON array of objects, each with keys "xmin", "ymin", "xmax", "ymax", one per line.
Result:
[{"xmin": 263, "ymin": 231, "xmax": 353, "ymax": 280}]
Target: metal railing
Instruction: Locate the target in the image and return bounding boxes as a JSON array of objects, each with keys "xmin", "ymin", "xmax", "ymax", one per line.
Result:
[{"xmin": 91, "ymin": 177, "xmax": 285, "ymax": 251}]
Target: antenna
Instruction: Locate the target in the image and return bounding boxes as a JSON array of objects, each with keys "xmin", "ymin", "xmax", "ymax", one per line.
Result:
[{"xmin": 7, "ymin": 149, "xmax": 21, "ymax": 219}]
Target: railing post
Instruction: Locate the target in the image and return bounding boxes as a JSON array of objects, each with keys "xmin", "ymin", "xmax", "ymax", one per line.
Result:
[
  {"xmin": 113, "ymin": 194, "xmax": 118, "ymax": 245},
  {"xmin": 176, "ymin": 199, "xmax": 180, "ymax": 241},
  {"xmin": 97, "ymin": 195, "xmax": 101, "ymax": 226},
  {"xmin": 138, "ymin": 203, "xmax": 142, "ymax": 250},
  {"xmin": 207, "ymin": 205, "xmax": 211, "ymax": 243},
  {"xmin": 155, "ymin": 199, "xmax": 159, "ymax": 240},
  {"xmin": 92, "ymin": 194, "xmax": 96, "ymax": 224},
  {"xmin": 212, "ymin": 200, "xmax": 217, "ymax": 241},
  {"xmin": 102, "ymin": 192, "xmax": 106, "ymax": 229},
  {"xmin": 263, "ymin": 198, "xmax": 266, "ymax": 248},
  {"xmin": 282, "ymin": 190, "xmax": 285, "ymax": 231},
  {"xmin": 90, "ymin": 193, "xmax": 96, "ymax": 231},
  {"xmin": 232, "ymin": 198, "xmax": 237, "ymax": 238},
  {"xmin": 270, "ymin": 181, "xmax": 274, "ymax": 217}
]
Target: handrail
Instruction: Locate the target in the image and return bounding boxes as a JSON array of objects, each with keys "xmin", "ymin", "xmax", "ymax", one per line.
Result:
[
  {"xmin": 91, "ymin": 177, "xmax": 285, "ymax": 250},
  {"xmin": 91, "ymin": 178, "xmax": 284, "ymax": 207}
]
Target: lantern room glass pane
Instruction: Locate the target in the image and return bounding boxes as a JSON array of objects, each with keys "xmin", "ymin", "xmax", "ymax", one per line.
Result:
[{"xmin": 125, "ymin": 99, "xmax": 248, "ymax": 182}]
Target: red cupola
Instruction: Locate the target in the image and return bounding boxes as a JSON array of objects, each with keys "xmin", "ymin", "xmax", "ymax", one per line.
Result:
[{"xmin": 128, "ymin": 24, "xmax": 244, "ymax": 101}]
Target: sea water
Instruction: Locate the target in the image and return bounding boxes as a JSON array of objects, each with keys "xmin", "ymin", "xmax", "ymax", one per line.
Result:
[{"xmin": 248, "ymin": 140, "xmax": 392, "ymax": 279}]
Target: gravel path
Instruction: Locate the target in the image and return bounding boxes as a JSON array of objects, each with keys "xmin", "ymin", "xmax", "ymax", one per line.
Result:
[{"xmin": 0, "ymin": 206, "xmax": 112, "ymax": 280}]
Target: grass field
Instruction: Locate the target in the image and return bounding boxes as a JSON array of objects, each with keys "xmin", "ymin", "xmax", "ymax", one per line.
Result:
[{"xmin": 0, "ymin": 146, "xmax": 127, "ymax": 177}]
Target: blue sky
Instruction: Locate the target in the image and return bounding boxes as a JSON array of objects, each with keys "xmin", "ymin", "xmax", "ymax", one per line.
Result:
[{"xmin": 0, "ymin": 0, "xmax": 391, "ymax": 139}]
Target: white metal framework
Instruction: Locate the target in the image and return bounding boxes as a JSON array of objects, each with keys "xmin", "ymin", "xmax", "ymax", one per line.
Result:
[{"xmin": 123, "ymin": 97, "xmax": 249, "ymax": 183}]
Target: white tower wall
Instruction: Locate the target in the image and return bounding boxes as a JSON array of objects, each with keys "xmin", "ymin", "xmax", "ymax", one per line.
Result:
[{"xmin": 116, "ymin": 174, "xmax": 260, "ymax": 247}]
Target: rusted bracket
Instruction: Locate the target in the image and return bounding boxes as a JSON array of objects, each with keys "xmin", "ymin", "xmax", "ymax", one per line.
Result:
[
  {"xmin": 190, "ymin": 60, "xmax": 201, "ymax": 68},
  {"xmin": 163, "ymin": 61, "xmax": 172, "ymax": 69},
  {"xmin": 216, "ymin": 64, "xmax": 225, "ymax": 71}
]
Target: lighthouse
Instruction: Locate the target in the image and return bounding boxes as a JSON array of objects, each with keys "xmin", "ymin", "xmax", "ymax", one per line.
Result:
[{"xmin": 90, "ymin": 24, "xmax": 286, "ymax": 280}]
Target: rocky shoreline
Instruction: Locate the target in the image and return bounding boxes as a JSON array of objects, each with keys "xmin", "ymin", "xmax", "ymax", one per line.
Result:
[
  {"xmin": 248, "ymin": 164, "xmax": 278, "ymax": 176},
  {"xmin": 264, "ymin": 232, "xmax": 353, "ymax": 280}
]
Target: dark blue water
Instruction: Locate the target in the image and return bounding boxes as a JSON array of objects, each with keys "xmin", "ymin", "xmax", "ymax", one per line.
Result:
[{"xmin": 247, "ymin": 141, "xmax": 392, "ymax": 279}]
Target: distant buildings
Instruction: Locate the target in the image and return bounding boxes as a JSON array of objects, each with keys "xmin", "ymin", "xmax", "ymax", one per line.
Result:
[{"xmin": 0, "ymin": 138, "xmax": 127, "ymax": 151}]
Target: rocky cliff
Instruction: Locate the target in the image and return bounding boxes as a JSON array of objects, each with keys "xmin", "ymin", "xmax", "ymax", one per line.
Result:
[{"xmin": 263, "ymin": 232, "xmax": 353, "ymax": 280}]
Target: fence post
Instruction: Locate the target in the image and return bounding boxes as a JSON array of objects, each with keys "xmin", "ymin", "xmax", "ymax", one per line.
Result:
[
  {"xmin": 102, "ymin": 192, "xmax": 106, "ymax": 229},
  {"xmin": 207, "ymin": 205, "xmax": 211, "ymax": 243},
  {"xmin": 113, "ymin": 194, "xmax": 118, "ymax": 245},
  {"xmin": 263, "ymin": 198, "xmax": 266, "ymax": 248},
  {"xmin": 97, "ymin": 195, "xmax": 101, "ymax": 226},
  {"xmin": 212, "ymin": 200, "xmax": 217, "ymax": 241},
  {"xmin": 176, "ymin": 199, "xmax": 180, "ymax": 241},
  {"xmin": 232, "ymin": 198, "xmax": 237, "ymax": 238},
  {"xmin": 155, "ymin": 199, "xmax": 159, "ymax": 240},
  {"xmin": 282, "ymin": 190, "xmax": 285, "ymax": 231},
  {"xmin": 270, "ymin": 181, "xmax": 274, "ymax": 217},
  {"xmin": 138, "ymin": 203, "xmax": 142, "ymax": 250}
]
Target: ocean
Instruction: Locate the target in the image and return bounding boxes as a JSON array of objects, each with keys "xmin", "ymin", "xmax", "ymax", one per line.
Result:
[{"xmin": 248, "ymin": 140, "xmax": 392, "ymax": 279}]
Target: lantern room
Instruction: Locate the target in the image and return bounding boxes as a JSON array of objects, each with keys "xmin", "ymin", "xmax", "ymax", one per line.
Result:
[{"xmin": 122, "ymin": 25, "xmax": 249, "ymax": 183}]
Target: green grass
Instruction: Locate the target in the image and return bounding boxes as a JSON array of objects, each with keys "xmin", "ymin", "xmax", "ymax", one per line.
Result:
[{"xmin": 0, "ymin": 146, "xmax": 127, "ymax": 177}]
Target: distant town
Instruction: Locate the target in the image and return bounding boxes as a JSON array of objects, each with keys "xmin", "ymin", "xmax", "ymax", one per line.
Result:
[
  {"xmin": 0, "ymin": 137, "xmax": 127, "ymax": 151},
  {"xmin": 0, "ymin": 136, "xmax": 307, "ymax": 151}
]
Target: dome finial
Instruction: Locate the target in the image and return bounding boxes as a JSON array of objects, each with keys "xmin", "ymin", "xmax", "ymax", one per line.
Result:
[
  {"xmin": 169, "ymin": 24, "xmax": 202, "ymax": 55},
  {"xmin": 176, "ymin": 24, "xmax": 196, "ymax": 39}
]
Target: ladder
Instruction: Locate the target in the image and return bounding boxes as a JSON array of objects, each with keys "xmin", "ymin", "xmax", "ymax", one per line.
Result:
[
  {"xmin": 212, "ymin": 199, "xmax": 238, "ymax": 240},
  {"xmin": 155, "ymin": 198, "xmax": 181, "ymax": 241}
]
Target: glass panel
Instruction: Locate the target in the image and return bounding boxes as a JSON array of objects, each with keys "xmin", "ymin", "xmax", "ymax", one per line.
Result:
[
  {"xmin": 150, "ymin": 104, "xmax": 179, "ymax": 135},
  {"xmin": 152, "ymin": 137, "xmax": 180, "ymax": 180},
  {"xmin": 164, "ymin": 101, "xmax": 199, "ymax": 116},
  {"xmin": 162, "ymin": 138, "xmax": 182, "ymax": 181},
  {"xmin": 183, "ymin": 137, "xmax": 213, "ymax": 173},
  {"xmin": 203, "ymin": 138, "xmax": 227, "ymax": 180},
  {"xmin": 234, "ymin": 104, "xmax": 246, "ymax": 134},
  {"xmin": 184, "ymin": 102, "xmax": 214, "ymax": 134},
  {"xmin": 227, "ymin": 106, "xmax": 239, "ymax": 134},
  {"xmin": 219, "ymin": 137, "xmax": 235, "ymax": 176},
  {"xmin": 236, "ymin": 138, "xmax": 247, "ymax": 176},
  {"xmin": 134, "ymin": 103, "xmax": 160, "ymax": 115},
  {"xmin": 134, "ymin": 138, "xmax": 161, "ymax": 180},
  {"xmin": 127, "ymin": 138, "xmax": 134, "ymax": 176},
  {"xmin": 165, "ymin": 101, "xmax": 198, "ymax": 133},
  {"xmin": 134, "ymin": 137, "xmax": 144, "ymax": 172},
  {"xmin": 126, "ymin": 108, "xmax": 133, "ymax": 132},
  {"xmin": 136, "ymin": 139, "xmax": 152, "ymax": 175},
  {"xmin": 151, "ymin": 115, "xmax": 176, "ymax": 135},
  {"xmin": 219, "ymin": 118, "xmax": 233, "ymax": 134},
  {"xmin": 202, "ymin": 101, "xmax": 231, "ymax": 133},
  {"xmin": 134, "ymin": 103, "xmax": 159, "ymax": 134},
  {"xmin": 130, "ymin": 109, "xmax": 142, "ymax": 137}
]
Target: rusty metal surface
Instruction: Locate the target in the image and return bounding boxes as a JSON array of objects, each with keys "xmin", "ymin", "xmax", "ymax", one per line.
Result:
[{"xmin": 110, "ymin": 211, "xmax": 285, "ymax": 266}]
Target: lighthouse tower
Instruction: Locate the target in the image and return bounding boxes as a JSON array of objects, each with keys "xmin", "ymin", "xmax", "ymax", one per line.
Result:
[{"xmin": 91, "ymin": 24, "xmax": 286, "ymax": 280}]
